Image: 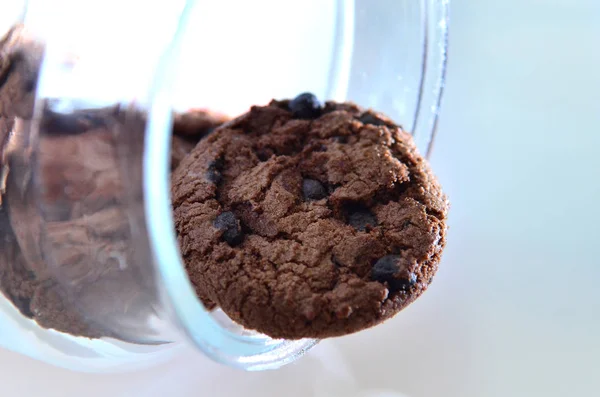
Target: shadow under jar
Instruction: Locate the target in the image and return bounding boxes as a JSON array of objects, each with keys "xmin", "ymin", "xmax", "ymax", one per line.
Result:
[{"xmin": 0, "ymin": 0, "xmax": 448, "ymax": 372}]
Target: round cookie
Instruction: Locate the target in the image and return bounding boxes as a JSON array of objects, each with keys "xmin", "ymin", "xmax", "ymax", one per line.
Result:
[{"xmin": 171, "ymin": 94, "xmax": 448, "ymax": 339}]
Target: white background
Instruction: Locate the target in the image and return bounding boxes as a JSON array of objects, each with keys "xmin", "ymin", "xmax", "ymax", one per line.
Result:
[{"xmin": 1, "ymin": 0, "xmax": 600, "ymax": 396}]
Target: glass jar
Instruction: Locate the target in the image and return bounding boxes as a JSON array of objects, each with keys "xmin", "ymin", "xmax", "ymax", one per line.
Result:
[{"xmin": 0, "ymin": 0, "xmax": 448, "ymax": 372}]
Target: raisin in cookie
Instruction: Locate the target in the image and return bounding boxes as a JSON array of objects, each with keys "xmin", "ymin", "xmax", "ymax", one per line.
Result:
[{"xmin": 171, "ymin": 94, "xmax": 448, "ymax": 339}]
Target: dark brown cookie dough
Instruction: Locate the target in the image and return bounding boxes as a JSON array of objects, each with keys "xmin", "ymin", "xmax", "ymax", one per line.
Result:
[{"xmin": 172, "ymin": 94, "xmax": 448, "ymax": 339}]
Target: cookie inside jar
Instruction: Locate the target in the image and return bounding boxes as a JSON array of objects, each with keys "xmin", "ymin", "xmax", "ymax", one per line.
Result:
[
  {"xmin": 1, "ymin": 8, "xmax": 448, "ymax": 344},
  {"xmin": 0, "ymin": 25, "xmax": 234, "ymax": 340}
]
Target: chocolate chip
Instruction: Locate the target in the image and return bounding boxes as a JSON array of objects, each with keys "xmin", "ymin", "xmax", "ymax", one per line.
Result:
[
  {"xmin": 371, "ymin": 255, "xmax": 417, "ymax": 293},
  {"xmin": 206, "ymin": 158, "xmax": 224, "ymax": 184},
  {"xmin": 289, "ymin": 93, "xmax": 323, "ymax": 120},
  {"xmin": 333, "ymin": 136, "xmax": 349, "ymax": 144},
  {"xmin": 23, "ymin": 76, "xmax": 37, "ymax": 92},
  {"xmin": 256, "ymin": 149, "xmax": 273, "ymax": 162},
  {"xmin": 214, "ymin": 211, "xmax": 243, "ymax": 246},
  {"xmin": 206, "ymin": 168, "xmax": 222, "ymax": 184},
  {"xmin": 359, "ymin": 113, "xmax": 386, "ymax": 126},
  {"xmin": 348, "ymin": 209, "xmax": 377, "ymax": 231},
  {"xmin": 302, "ymin": 179, "xmax": 327, "ymax": 200},
  {"xmin": 11, "ymin": 296, "xmax": 33, "ymax": 318}
]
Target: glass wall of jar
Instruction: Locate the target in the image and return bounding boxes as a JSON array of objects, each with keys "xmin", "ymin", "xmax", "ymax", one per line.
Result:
[{"xmin": 0, "ymin": 0, "xmax": 448, "ymax": 372}]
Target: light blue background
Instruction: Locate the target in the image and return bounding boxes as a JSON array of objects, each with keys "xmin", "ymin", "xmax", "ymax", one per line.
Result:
[{"xmin": 1, "ymin": 0, "xmax": 599, "ymax": 396}]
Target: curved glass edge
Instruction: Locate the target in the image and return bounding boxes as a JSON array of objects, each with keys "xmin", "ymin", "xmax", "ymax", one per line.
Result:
[
  {"xmin": 144, "ymin": 0, "xmax": 318, "ymax": 371},
  {"xmin": 325, "ymin": 0, "xmax": 355, "ymax": 102},
  {"xmin": 411, "ymin": 0, "xmax": 449, "ymax": 159},
  {"xmin": 0, "ymin": 293, "xmax": 180, "ymax": 373}
]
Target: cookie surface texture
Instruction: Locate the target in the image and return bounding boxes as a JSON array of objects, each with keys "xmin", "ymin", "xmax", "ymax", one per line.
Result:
[{"xmin": 171, "ymin": 98, "xmax": 448, "ymax": 339}]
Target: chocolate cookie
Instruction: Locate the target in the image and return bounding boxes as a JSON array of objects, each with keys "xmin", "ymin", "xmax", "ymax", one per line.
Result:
[{"xmin": 172, "ymin": 94, "xmax": 448, "ymax": 339}]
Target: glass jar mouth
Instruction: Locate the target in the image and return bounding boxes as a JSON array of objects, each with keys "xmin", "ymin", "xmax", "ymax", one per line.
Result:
[{"xmin": 144, "ymin": 0, "xmax": 448, "ymax": 370}]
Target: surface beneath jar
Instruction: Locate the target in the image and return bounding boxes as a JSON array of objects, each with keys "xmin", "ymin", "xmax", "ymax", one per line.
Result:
[{"xmin": 171, "ymin": 94, "xmax": 448, "ymax": 339}]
